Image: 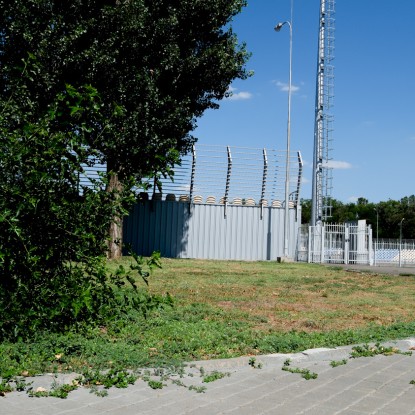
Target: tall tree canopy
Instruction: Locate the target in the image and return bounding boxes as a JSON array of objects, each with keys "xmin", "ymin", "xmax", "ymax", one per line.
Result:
[
  {"xmin": 0, "ymin": 0, "xmax": 250, "ymax": 257},
  {"xmin": 0, "ymin": 0, "xmax": 250, "ymax": 179}
]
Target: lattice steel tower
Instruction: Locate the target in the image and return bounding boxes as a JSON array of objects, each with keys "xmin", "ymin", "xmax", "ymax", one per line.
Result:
[{"xmin": 311, "ymin": 0, "xmax": 335, "ymax": 226}]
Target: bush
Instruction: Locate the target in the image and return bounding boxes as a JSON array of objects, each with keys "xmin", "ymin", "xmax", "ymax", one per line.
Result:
[{"xmin": 0, "ymin": 81, "xmax": 138, "ymax": 339}]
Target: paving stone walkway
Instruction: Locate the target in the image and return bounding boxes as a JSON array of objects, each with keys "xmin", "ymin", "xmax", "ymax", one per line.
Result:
[{"xmin": 2, "ymin": 339, "xmax": 415, "ymax": 414}]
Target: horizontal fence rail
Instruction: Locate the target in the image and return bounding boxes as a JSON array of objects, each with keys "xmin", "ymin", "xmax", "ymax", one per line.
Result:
[
  {"xmin": 78, "ymin": 145, "xmax": 303, "ymax": 209},
  {"xmin": 151, "ymin": 144, "xmax": 303, "ymax": 208}
]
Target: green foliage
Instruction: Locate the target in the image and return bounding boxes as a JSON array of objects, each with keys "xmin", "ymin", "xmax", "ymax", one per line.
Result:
[
  {"xmin": 1, "ymin": 0, "xmax": 252, "ymax": 259},
  {"xmin": 0, "ymin": 0, "xmax": 251, "ymax": 185},
  {"xmin": 0, "ymin": 376, "xmax": 33, "ymax": 396},
  {"xmin": 109, "ymin": 251, "xmax": 174, "ymax": 319},
  {"xmin": 78, "ymin": 368, "xmax": 138, "ymax": 390},
  {"xmin": 0, "ymin": 379, "xmax": 14, "ymax": 395},
  {"xmin": 248, "ymin": 357, "xmax": 263, "ymax": 369},
  {"xmin": 281, "ymin": 360, "xmax": 318, "ymax": 380},
  {"xmin": 330, "ymin": 359, "xmax": 347, "ymax": 368},
  {"xmin": 350, "ymin": 343, "xmax": 411, "ymax": 359},
  {"xmin": 188, "ymin": 385, "xmax": 207, "ymax": 393},
  {"xmin": 202, "ymin": 370, "xmax": 229, "ymax": 383},
  {"xmin": 0, "ymin": 77, "xmax": 168, "ymax": 339},
  {"xmin": 27, "ymin": 380, "xmax": 79, "ymax": 399},
  {"xmin": 255, "ymin": 322, "xmax": 415, "ymax": 355},
  {"xmin": 147, "ymin": 380, "xmax": 164, "ymax": 389}
]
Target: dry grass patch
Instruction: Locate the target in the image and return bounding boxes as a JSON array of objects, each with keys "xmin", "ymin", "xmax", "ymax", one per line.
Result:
[{"xmin": 136, "ymin": 258, "xmax": 415, "ymax": 333}]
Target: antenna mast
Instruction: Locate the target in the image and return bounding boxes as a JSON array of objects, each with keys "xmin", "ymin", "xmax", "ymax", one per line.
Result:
[{"xmin": 311, "ymin": 0, "xmax": 335, "ymax": 226}]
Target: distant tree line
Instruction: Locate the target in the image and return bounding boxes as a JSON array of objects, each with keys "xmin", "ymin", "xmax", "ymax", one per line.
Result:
[{"xmin": 301, "ymin": 196, "xmax": 415, "ymax": 239}]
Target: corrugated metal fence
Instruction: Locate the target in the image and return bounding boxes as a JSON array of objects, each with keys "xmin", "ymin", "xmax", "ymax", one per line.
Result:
[{"xmin": 123, "ymin": 200, "xmax": 299, "ymax": 260}]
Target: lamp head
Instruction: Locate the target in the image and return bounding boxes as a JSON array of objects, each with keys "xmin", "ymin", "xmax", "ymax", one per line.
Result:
[{"xmin": 274, "ymin": 22, "xmax": 284, "ymax": 32}]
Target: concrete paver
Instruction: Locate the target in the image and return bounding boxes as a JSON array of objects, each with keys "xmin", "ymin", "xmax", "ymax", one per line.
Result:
[{"xmin": 2, "ymin": 338, "xmax": 415, "ymax": 414}]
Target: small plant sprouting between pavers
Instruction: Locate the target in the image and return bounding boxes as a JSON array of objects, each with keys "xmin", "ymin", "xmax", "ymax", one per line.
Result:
[
  {"xmin": 88, "ymin": 385, "xmax": 109, "ymax": 397},
  {"xmin": 202, "ymin": 371, "xmax": 230, "ymax": 383},
  {"xmin": 28, "ymin": 380, "xmax": 79, "ymax": 399},
  {"xmin": 198, "ymin": 366, "xmax": 206, "ymax": 377},
  {"xmin": 0, "ymin": 380, "xmax": 14, "ymax": 396},
  {"xmin": 248, "ymin": 357, "xmax": 263, "ymax": 369},
  {"xmin": 330, "ymin": 359, "xmax": 348, "ymax": 368},
  {"xmin": 147, "ymin": 380, "xmax": 164, "ymax": 390},
  {"xmin": 350, "ymin": 343, "xmax": 412, "ymax": 359},
  {"xmin": 76, "ymin": 368, "xmax": 138, "ymax": 393},
  {"xmin": 188, "ymin": 385, "xmax": 207, "ymax": 393},
  {"xmin": 328, "ymin": 342, "xmax": 413, "ymax": 370},
  {"xmin": 0, "ymin": 363, "xmax": 232, "ymax": 399},
  {"xmin": 281, "ymin": 359, "xmax": 318, "ymax": 380},
  {"xmin": 0, "ymin": 377, "xmax": 33, "ymax": 396}
]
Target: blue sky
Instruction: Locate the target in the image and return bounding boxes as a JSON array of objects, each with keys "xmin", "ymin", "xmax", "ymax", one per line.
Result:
[{"xmin": 194, "ymin": 0, "xmax": 415, "ymax": 204}]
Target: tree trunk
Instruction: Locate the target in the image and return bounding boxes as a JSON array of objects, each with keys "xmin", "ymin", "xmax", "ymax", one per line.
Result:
[{"xmin": 107, "ymin": 171, "xmax": 124, "ymax": 260}]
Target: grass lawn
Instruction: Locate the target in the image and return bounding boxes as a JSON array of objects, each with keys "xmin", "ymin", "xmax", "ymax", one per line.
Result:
[{"xmin": 2, "ymin": 258, "xmax": 415, "ymax": 377}]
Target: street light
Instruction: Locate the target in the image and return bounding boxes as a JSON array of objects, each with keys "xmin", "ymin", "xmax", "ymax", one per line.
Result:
[{"xmin": 274, "ymin": 20, "xmax": 293, "ymax": 258}]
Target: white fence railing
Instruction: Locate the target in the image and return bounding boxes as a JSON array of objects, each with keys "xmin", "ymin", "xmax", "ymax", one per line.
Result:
[
  {"xmin": 298, "ymin": 224, "xmax": 415, "ymax": 268},
  {"xmin": 373, "ymin": 239, "xmax": 415, "ymax": 267},
  {"xmin": 300, "ymin": 221, "xmax": 372, "ymax": 265}
]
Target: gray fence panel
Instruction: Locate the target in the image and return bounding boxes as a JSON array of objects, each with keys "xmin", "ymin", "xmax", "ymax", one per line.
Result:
[{"xmin": 124, "ymin": 201, "xmax": 296, "ymax": 260}]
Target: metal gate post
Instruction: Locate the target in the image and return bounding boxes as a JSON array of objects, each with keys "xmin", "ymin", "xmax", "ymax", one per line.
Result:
[
  {"xmin": 368, "ymin": 226, "xmax": 373, "ymax": 265},
  {"xmin": 308, "ymin": 225, "xmax": 312, "ymax": 263},
  {"xmin": 344, "ymin": 224, "xmax": 349, "ymax": 265},
  {"xmin": 320, "ymin": 224, "xmax": 325, "ymax": 263}
]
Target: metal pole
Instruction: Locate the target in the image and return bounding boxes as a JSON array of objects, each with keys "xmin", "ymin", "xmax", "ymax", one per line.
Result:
[
  {"xmin": 274, "ymin": 19, "xmax": 292, "ymax": 258},
  {"xmin": 376, "ymin": 210, "xmax": 379, "ymax": 240},
  {"xmin": 374, "ymin": 208, "xmax": 379, "ymax": 266},
  {"xmin": 399, "ymin": 218, "xmax": 405, "ymax": 267}
]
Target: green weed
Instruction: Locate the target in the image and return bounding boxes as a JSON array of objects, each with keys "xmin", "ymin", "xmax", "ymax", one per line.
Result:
[
  {"xmin": 0, "ymin": 379, "xmax": 14, "ymax": 395},
  {"xmin": 77, "ymin": 368, "xmax": 137, "ymax": 390},
  {"xmin": 48, "ymin": 382, "xmax": 78, "ymax": 399},
  {"xmin": 330, "ymin": 359, "xmax": 348, "ymax": 367},
  {"xmin": 350, "ymin": 343, "xmax": 412, "ymax": 358},
  {"xmin": 248, "ymin": 357, "xmax": 263, "ymax": 369},
  {"xmin": 202, "ymin": 371, "xmax": 229, "ymax": 383},
  {"xmin": 188, "ymin": 385, "xmax": 207, "ymax": 393},
  {"xmin": 147, "ymin": 380, "xmax": 164, "ymax": 389},
  {"xmin": 281, "ymin": 359, "xmax": 318, "ymax": 380},
  {"xmin": 88, "ymin": 385, "xmax": 109, "ymax": 397}
]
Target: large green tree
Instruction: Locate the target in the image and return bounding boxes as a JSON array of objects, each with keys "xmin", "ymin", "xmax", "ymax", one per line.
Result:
[{"xmin": 0, "ymin": 0, "xmax": 251, "ymax": 257}]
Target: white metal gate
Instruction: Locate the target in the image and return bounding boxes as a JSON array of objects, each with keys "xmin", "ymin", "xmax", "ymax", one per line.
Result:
[{"xmin": 300, "ymin": 221, "xmax": 372, "ymax": 264}]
